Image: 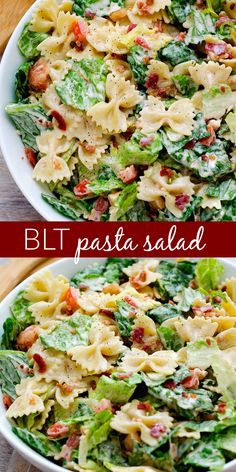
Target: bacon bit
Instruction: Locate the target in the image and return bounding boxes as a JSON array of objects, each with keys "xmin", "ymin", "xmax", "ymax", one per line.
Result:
[
  {"xmin": 202, "ymin": 154, "xmax": 209, "ymax": 162},
  {"xmin": 205, "ymin": 42, "xmax": 228, "ymax": 57},
  {"xmin": 185, "ymin": 139, "xmax": 195, "ymax": 150},
  {"xmin": 164, "ymin": 380, "xmax": 177, "ymax": 389},
  {"xmin": 17, "ymin": 325, "xmax": 39, "ymax": 351},
  {"xmin": 145, "ymin": 73, "xmax": 159, "ymax": 89},
  {"xmin": 127, "ymin": 23, "xmax": 137, "ymax": 32},
  {"xmin": 155, "ymin": 20, "xmax": 163, "ymax": 32},
  {"xmin": 2, "ymin": 394, "xmax": 13, "ymax": 409},
  {"xmin": 28, "ymin": 58, "xmax": 49, "ymax": 92},
  {"xmin": 94, "ymin": 197, "xmax": 109, "ymax": 213},
  {"xmin": 88, "ymin": 209, "xmax": 102, "ymax": 221},
  {"xmin": 84, "ymin": 9, "xmax": 96, "ymax": 18},
  {"xmin": 215, "ymin": 14, "xmax": 236, "ymax": 28},
  {"xmin": 175, "ymin": 193, "xmax": 190, "ymax": 211},
  {"xmin": 79, "ymin": 283, "xmax": 89, "ymax": 291},
  {"xmin": 102, "ymin": 283, "xmax": 120, "ymax": 295},
  {"xmin": 25, "ymin": 147, "xmax": 37, "ymax": 168},
  {"xmin": 66, "ymin": 287, "xmax": 79, "ymax": 310},
  {"xmin": 93, "ymin": 399, "xmax": 113, "ymax": 413},
  {"xmin": 58, "ymin": 383, "xmax": 73, "ymax": 395},
  {"xmin": 130, "ymin": 271, "xmax": 147, "ymax": 290},
  {"xmin": 47, "ymin": 423, "xmax": 69, "ymax": 439},
  {"xmin": 199, "ymin": 125, "xmax": 216, "ymax": 146},
  {"xmin": 189, "ymin": 280, "xmax": 197, "ymax": 289},
  {"xmin": 139, "ymin": 135, "xmax": 154, "ymax": 147},
  {"xmin": 117, "ymin": 372, "xmax": 132, "ymax": 379},
  {"xmin": 150, "ymin": 423, "xmax": 167, "ymax": 438},
  {"xmin": 218, "ymin": 402, "xmax": 226, "ymax": 413},
  {"xmin": 74, "ymin": 179, "xmax": 91, "ymax": 198},
  {"xmin": 124, "ymin": 296, "xmax": 138, "ymax": 308},
  {"xmin": 181, "ymin": 373, "xmax": 199, "ymax": 390},
  {"xmin": 134, "ymin": 36, "xmax": 151, "ymax": 49},
  {"xmin": 178, "ymin": 32, "xmax": 186, "ymax": 42},
  {"xmin": 192, "ymin": 305, "xmax": 213, "ymax": 314},
  {"xmin": 51, "ymin": 110, "xmax": 67, "ymax": 131},
  {"xmin": 191, "ymin": 368, "xmax": 207, "ymax": 381},
  {"xmin": 160, "ymin": 167, "xmax": 174, "ymax": 178},
  {"xmin": 182, "ymin": 391, "xmax": 189, "ymax": 398},
  {"xmin": 73, "ymin": 21, "xmax": 89, "ymax": 46},
  {"xmin": 206, "ymin": 338, "xmax": 212, "ymax": 346},
  {"xmin": 119, "ymin": 165, "xmax": 138, "ymax": 184},
  {"xmin": 132, "ymin": 327, "xmax": 145, "ymax": 344},
  {"xmin": 84, "ymin": 143, "xmax": 96, "ymax": 153},
  {"xmin": 99, "ymin": 309, "xmax": 115, "ymax": 318},
  {"xmin": 66, "ymin": 433, "xmax": 80, "ymax": 449},
  {"xmin": 212, "ymin": 295, "xmax": 222, "ymax": 304},
  {"xmin": 138, "ymin": 402, "xmax": 153, "ymax": 412},
  {"xmin": 33, "ymin": 353, "xmax": 47, "ymax": 374}
]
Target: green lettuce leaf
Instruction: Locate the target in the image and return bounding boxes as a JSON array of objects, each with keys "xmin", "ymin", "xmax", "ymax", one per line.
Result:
[
  {"xmin": 12, "ymin": 427, "xmax": 61, "ymax": 457},
  {"xmin": 88, "ymin": 166, "xmax": 123, "ymax": 195},
  {"xmin": 5, "ymin": 103, "xmax": 52, "ymax": 152},
  {"xmin": 215, "ymin": 427, "xmax": 236, "ymax": 454},
  {"xmin": 92, "ymin": 435, "xmax": 126, "ymax": 467},
  {"xmin": 55, "ymin": 59, "xmax": 108, "ymax": 110},
  {"xmin": 86, "ymin": 410, "xmax": 113, "ymax": 450},
  {"xmin": 117, "ymin": 130, "xmax": 162, "ymax": 167},
  {"xmin": 59, "ymin": 402, "xmax": 93, "ymax": 425},
  {"xmin": 121, "ymin": 201, "xmax": 151, "ymax": 221},
  {"xmin": 71, "ymin": 258, "xmax": 135, "ymax": 289},
  {"xmin": 196, "ymin": 258, "xmax": 224, "ymax": 290},
  {"xmin": 157, "ymin": 326, "xmax": 184, "ymax": 351},
  {"xmin": 211, "ymin": 354, "xmax": 236, "ymax": 402},
  {"xmin": 172, "ymin": 74, "xmax": 198, "ymax": 98},
  {"xmin": 159, "ymin": 41, "xmax": 198, "ymax": 66},
  {"xmin": 183, "ymin": 441, "xmax": 225, "ymax": 470},
  {"xmin": 115, "ymin": 300, "xmax": 136, "ymax": 337},
  {"xmin": 40, "ymin": 314, "xmax": 92, "ymax": 352},
  {"xmin": 41, "ymin": 194, "xmax": 85, "ymax": 221},
  {"xmin": 202, "ymin": 84, "xmax": 233, "ymax": 120},
  {"xmin": 169, "ymin": 0, "xmax": 194, "ymax": 23},
  {"xmin": 15, "ymin": 61, "xmax": 34, "ymax": 102},
  {"xmin": 200, "ymin": 201, "xmax": 236, "ymax": 221},
  {"xmin": 113, "ymin": 182, "xmax": 138, "ymax": 220},
  {"xmin": 73, "ymin": 0, "xmax": 124, "ymax": 16},
  {"xmin": 148, "ymin": 303, "xmax": 181, "ymax": 324},
  {"xmin": 177, "ymin": 287, "xmax": 204, "ymax": 312},
  {"xmin": 0, "ymin": 351, "xmax": 32, "ymax": 399},
  {"xmin": 185, "ymin": 8, "xmax": 216, "ymax": 44},
  {"xmin": 205, "ymin": 178, "xmax": 236, "ymax": 201},
  {"xmin": 127, "ymin": 45, "xmax": 153, "ymax": 85},
  {"xmin": 91, "ymin": 373, "xmax": 142, "ymax": 403},
  {"xmin": 18, "ymin": 23, "xmax": 48, "ymax": 59},
  {"xmin": 155, "ymin": 260, "xmax": 196, "ymax": 300},
  {"xmin": 185, "ymin": 339, "xmax": 219, "ymax": 370},
  {"xmin": 1, "ymin": 291, "xmax": 34, "ymax": 349}
]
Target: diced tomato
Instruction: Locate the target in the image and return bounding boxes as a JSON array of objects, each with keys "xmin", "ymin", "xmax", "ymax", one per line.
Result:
[
  {"xmin": 138, "ymin": 402, "xmax": 152, "ymax": 412},
  {"xmin": 73, "ymin": 21, "xmax": 89, "ymax": 45},
  {"xmin": 150, "ymin": 423, "xmax": 167, "ymax": 438},
  {"xmin": 218, "ymin": 403, "xmax": 226, "ymax": 413},
  {"xmin": 127, "ymin": 23, "xmax": 137, "ymax": 33},
  {"xmin": 94, "ymin": 197, "xmax": 109, "ymax": 213},
  {"xmin": 47, "ymin": 423, "xmax": 69, "ymax": 439},
  {"xmin": 17, "ymin": 325, "xmax": 39, "ymax": 351},
  {"xmin": 66, "ymin": 287, "xmax": 79, "ymax": 310},
  {"xmin": 74, "ymin": 179, "xmax": 91, "ymax": 198},
  {"xmin": 25, "ymin": 148, "xmax": 37, "ymax": 168},
  {"xmin": 130, "ymin": 271, "xmax": 147, "ymax": 290},
  {"xmin": 2, "ymin": 394, "xmax": 13, "ymax": 409},
  {"xmin": 164, "ymin": 380, "xmax": 177, "ymax": 389},
  {"xmin": 145, "ymin": 73, "xmax": 159, "ymax": 89},
  {"xmin": 184, "ymin": 139, "xmax": 195, "ymax": 150},
  {"xmin": 175, "ymin": 193, "xmax": 190, "ymax": 211},
  {"xmin": 199, "ymin": 125, "xmax": 216, "ymax": 146},
  {"xmin": 132, "ymin": 327, "xmax": 145, "ymax": 343},
  {"xmin": 33, "ymin": 353, "xmax": 47, "ymax": 373},
  {"xmin": 28, "ymin": 58, "xmax": 49, "ymax": 92},
  {"xmin": 134, "ymin": 36, "xmax": 151, "ymax": 49},
  {"xmin": 124, "ymin": 296, "xmax": 138, "ymax": 308},
  {"xmin": 51, "ymin": 110, "xmax": 67, "ymax": 131},
  {"xmin": 178, "ymin": 32, "xmax": 186, "ymax": 42},
  {"xmin": 139, "ymin": 135, "xmax": 154, "ymax": 147},
  {"xmin": 181, "ymin": 373, "xmax": 199, "ymax": 390},
  {"xmin": 119, "ymin": 165, "xmax": 138, "ymax": 184},
  {"xmin": 205, "ymin": 42, "xmax": 228, "ymax": 56},
  {"xmin": 160, "ymin": 167, "xmax": 174, "ymax": 178}
]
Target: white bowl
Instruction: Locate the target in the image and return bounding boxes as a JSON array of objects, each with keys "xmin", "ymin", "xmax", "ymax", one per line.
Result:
[
  {"xmin": 1, "ymin": 257, "xmax": 236, "ymax": 472},
  {"xmin": 0, "ymin": 0, "xmax": 68, "ymax": 221}
]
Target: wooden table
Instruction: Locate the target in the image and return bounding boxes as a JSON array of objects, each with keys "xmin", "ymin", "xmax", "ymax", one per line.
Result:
[{"xmin": 0, "ymin": 150, "xmax": 44, "ymax": 221}]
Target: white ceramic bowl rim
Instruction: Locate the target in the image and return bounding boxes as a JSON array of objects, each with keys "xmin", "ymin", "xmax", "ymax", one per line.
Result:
[
  {"xmin": 0, "ymin": 0, "xmax": 68, "ymax": 221},
  {"xmin": 0, "ymin": 258, "xmax": 236, "ymax": 472}
]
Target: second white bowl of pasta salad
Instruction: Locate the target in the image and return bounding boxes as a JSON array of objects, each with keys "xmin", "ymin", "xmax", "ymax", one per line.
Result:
[
  {"xmin": 2, "ymin": 0, "xmax": 236, "ymax": 221},
  {"xmin": 1, "ymin": 257, "xmax": 236, "ymax": 472}
]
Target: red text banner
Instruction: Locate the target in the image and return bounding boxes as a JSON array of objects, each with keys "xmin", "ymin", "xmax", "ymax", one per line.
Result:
[{"xmin": 0, "ymin": 222, "xmax": 233, "ymax": 258}]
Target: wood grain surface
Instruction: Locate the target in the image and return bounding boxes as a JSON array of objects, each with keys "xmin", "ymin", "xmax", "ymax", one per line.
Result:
[{"xmin": 0, "ymin": 0, "xmax": 35, "ymax": 53}]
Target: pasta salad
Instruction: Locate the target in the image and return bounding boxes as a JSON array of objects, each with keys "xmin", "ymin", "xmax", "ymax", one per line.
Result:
[
  {"xmin": 5, "ymin": 0, "xmax": 236, "ymax": 221},
  {"xmin": 1, "ymin": 258, "xmax": 236, "ymax": 471}
]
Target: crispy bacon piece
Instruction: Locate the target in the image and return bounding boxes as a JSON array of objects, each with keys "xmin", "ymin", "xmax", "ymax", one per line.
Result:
[
  {"xmin": 150, "ymin": 423, "xmax": 167, "ymax": 438},
  {"xmin": 137, "ymin": 402, "xmax": 153, "ymax": 412},
  {"xmin": 205, "ymin": 42, "xmax": 228, "ymax": 57},
  {"xmin": 134, "ymin": 36, "xmax": 151, "ymax": 49},
  {"xmin": 25, "ymin": 148, "xmax": 37, "ymax": 168},
  {"xmin": 124, "ymin": 295, "xmax": 138, "ymax": 308},
  {"xmin": 17, "ymin": 325, "xmax": 39, "ymax": 351},
  {"xmin": 181, "ymin": 373, "xmax": 199, "ymax": 390},
  {"xmin": 160, "ymin": 167, "xmax": 174, "ymax": 178},
  {"xmin": 127, "ymin": 23, "xmax": 137, "ymax": 32},
  {"xmin": 47, "ymin": 423, "xmax": 69, "ymax": 439},
  {"xmin": 139, "ymin": 135, "xmax": 154, "ymax": 147},
  {"xmin": 130, "ymin": 271, "xmax": 147, "ymax": 290},
  {"xmin": 132, "ymin": 327, "xmax": 145, "ymax": 343},
  {"xmin": 33, "ymin": 353, "xmax": 47, "ymax": 373},
  {"xmin": 175, "ymin": 193, "xmax": 190, "ymax": 211},
  {"xmin": 93, "ymin": 399, "xmax": 113, "ymax": 413},
  {"xmin": 218, "ymin": 403, "xmax": 226, "ymax": 413},
  {"xmin": 28, "ymin": 58, "xmax": 49, "ymax": 92},
  {"xmin": 119, "ymin": 165, "xmax": 138, "ymax": 184},
  {"xmin": 164, "ymin": 380, "xmax": 177, "ymax": 389},
  {"xmin": 2, "ymin": 394, "xmax": 13, "ymax": 409},
  {"xmin": 145, "ymin": 73, "xmax": 159, "ymax": 90},
  {"xmin": 74, "ymin": 179, "xmax": 91, "ymax": 198},
  {"xmin": 51, "ymin": 110, "xmax": 67, "ymax": 131},
  {"xmin": 73, "ymin": 21, "xmax": 89, "ymax": 46},
  {"xmin": 199, "ymin": 125, "xmax": 216, "ymax": 146},
  {"xmin": 94, "ymin": 197, "xmax": 109, "ymax": 213}
]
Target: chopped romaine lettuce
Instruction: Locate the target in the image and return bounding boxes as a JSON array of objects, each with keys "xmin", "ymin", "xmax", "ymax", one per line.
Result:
[
  {"xmin": 202, "ymin": 84, "xmax": 233, "ymax": 120},
  {"xmin": 196, "ymin": 258, "xmax": 224, "ymax": 290},
  {"xmin": 127, "ymin": 45, "xmax": 153, "ymax": 86},
  {"xmin": 177, "ymin": 287, "xmax": 204, "ymax": 312},
  {"xmin": 41, "ymin": 194, "xmax": 85, "ymax": 220},
  {"xmin": 5, "ymin": 103, "xmax": 52, "ymax": 152},
  {"xmin": 59, "ymin": 402, "xmax": 93, "ymax": 425},
  {"xmin": 86, "ymin": 410, "xmax": 113, "ymax": 450},
  {"xmin": 18, "ymin": 23, "xmax": 48, "ymax": 59},
  {"xmin": 73, "ymin": 0, "xmax": 124, "ymax": 16},
  {"xmin": 92, "ymin": 373, "xmax": 141, "ymax": 403},
  {"xmin": 117, "ymin": 130, "xmax": 162, "ymax": 166},
  {"xmin": 157, "ymin": 326, "xmax": 184, "ymax": 351},
  {"xmin": 0, "ymin": 351, "xmax": 32, "ymax": 399},
  {"xmin": 159, "ymin": 41, "xmax": 198, "ymax": 66},
  {"xmin": 185, "ymin": 8, "xmax": 216, "ymax": 44},
  {"xmin": 172, "ymin": 74, "xmax": 198, "ymax": 98},
  {"xmin": 115, "ymin": 300, "xmax": 136, "ymax": 337},
  {"xmin": 155, "ymin": 260, "xmax": 196, "ymax": 300},
  {"xmin": 148, "ymin": 303, "xmax": 181, "ymax": 324},
  {"xmin": 122, "ymin": 201, "xmax": 151, "ymax": 221},
  {"xmin": 92, "ymin": 435, "xmax": 127, "ymax": 467},
  {"xmin": 112, "ymin": 182, "xmax": 138, "ymax": 220},
  {"xmin": 184, "ymin": 441, "xmax": 225, "ymax": 470},
  {"xmin": 56, "ymin": 59, "xmax": 108, "ymax": 110},
  {"xmin": 169, "ymin": 0, "xmax": 194, "ymax": 23},
  {"xmin": 15, "ymin": 61, "xmax": 34, "ymax": 102},
  {"xmin": 40, "ymin": 314, "xmax": 92, "ymax": 352},
  {"xmin": 205, "ymin": 178, "xmax": 236, "ymax": 201},
  {"xmin": 12, "ymin": 428, "xmax": 61, "ymax": 457},
  {"xmin": 1, "ymin": 291, "xmax": 34, "ymax": 350},
  {"xmin": 70, "ymin": 258, "xmax": 134, "ymax": 289}
]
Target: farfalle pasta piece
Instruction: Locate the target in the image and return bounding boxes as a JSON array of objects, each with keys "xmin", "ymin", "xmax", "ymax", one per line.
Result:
[
  {"xmin": 30, "ymin": 0, "xmax": 59, "ymax": 33},
  {"xmin": 132, "ymin": 0, "xmax": 171, "ymax": 16},
  {"xmin": 221, "ymin": 278, "xmax": 236, "ymax": 303},
  {"xmin": 174, "ymin": 317, "xmax": 218, "ymax": 342},
  {"xmin": 75, "ymin": 291, "xmax": 116, "ymax": 315},
  {"xmin": 87, "ymin": 17, "xmax": 128, "ymax": 54},
  {"xmin": 116, "ymin": 286, "xmax": 159, "ymax": 311},
  {"xmin": 138, "ymin": 162, "xmax": 195, "ymax": 218},
  {"xmin": 106, "ymin": 57, "xmax": 133, "ymax": 81},
  {"xmin": 189, "ymin": 61, "xmax": 232, "ymax": 89},
  {"xmin": 111, "ymin": 400, "xmax": 173, "ymax": 446},
  {"xmin": 123, "ymin": 259, "xmax": 160, "ymax": 289},
  {"xmin": 196, "ymin": 185, "xmax": 221, "ymax": 210},
  {"xmin": 48, "ymin": 60, "xmax": 72, "ymax": 83},
  {"xmin": 68, "ymin": 321, "xmax": 125, "ymax": 373},
  {"xmin": 139, "ymin": 96, "xmax": 195, "ymax": 136},
  {"xmin": 88, "ymin": 73, "xmax": 141, "ymax": 133},
  {"xmin": 131, "ymin": 313, "xmax": 159, "ymax": 351},
  {"xmin": 7, "ymin": 392, "xmax": 45, "ymax": 419},
  {"xmin": 216, "ymin": 328, "xmax": 236, "ymax": 350},
  {"xmin": 78, "ymin": 143, "xmax": 107, "ymax": 170},
  {"xmin": 119, "ymin": 347, "xmax": 178, "ymax": 375},
  {"xmin": 107, "ymin": 467, "xmax": 163, "ymax": 472},
  {"xmin": 25, "ymin": 271, "xmax": 69, "ymax": 303}
]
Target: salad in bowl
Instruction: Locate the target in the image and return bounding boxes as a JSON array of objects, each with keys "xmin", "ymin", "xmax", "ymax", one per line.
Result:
[
  {"xmin": 1, "ymin": 257, "xmax": 236, "ymax": 471},
  {"xmin": 3, "ymin": 0, "xmax": 236, "ymax": 221}
]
